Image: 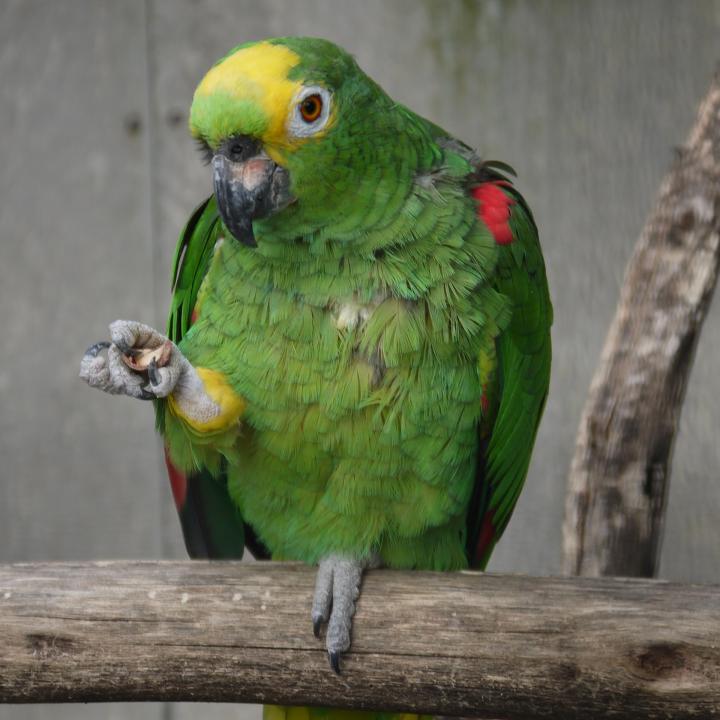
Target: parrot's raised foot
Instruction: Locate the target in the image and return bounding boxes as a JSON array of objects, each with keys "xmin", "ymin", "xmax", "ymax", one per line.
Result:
[
  {"xmin": 80, "ymin": 320, "xmax": 184, "ymax": 400},
  {"xmin": 311, "ymin": 554, "xmax": 376, "ymax": 674},
  {"xmin": 80, "ymin": 320, "xmax": 236, "ymax": 430}
]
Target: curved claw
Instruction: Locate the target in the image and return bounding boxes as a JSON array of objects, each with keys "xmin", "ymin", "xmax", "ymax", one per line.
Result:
[
  {"xmin": 83, "ymin": 341, "xmax": 110, "ymax": 359},
  {"xmin": 312, "ymin": 615, "xmax": 324, "ymax": 639},
  {"xmin": 148, "ymin": 358, "xmax": 160, "ymax": 386},
  {"xmin": 328, "ymin": 650, "xmax": 341, "ymax": 675}
]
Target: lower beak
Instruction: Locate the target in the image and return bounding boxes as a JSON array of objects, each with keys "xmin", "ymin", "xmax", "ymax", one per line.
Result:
[{"xmin": 212, "ymin": 152, "xmax": 292, "ymax": 247}]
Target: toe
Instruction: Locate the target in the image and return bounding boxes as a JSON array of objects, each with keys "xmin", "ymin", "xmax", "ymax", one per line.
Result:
[
  {"xmin": 109, "ymin": 320, "xmax": 139, "ymax": 353},
  {"xmin": 311, "ymin": 557, "xmax": 334, "ymax": 636},
  {"xmin": 312, "ymin": 614, "xmax": 324, "ymax": 639},
  {"xmin": 110, "ymin": 320, "xmax": 162, "ymax": 352},
  {"xmin": 107, "ymin": 345, "xmax": 147, "ymax": 398},
  {"xmin": 146, "ymin": 363, "xmax": 180, "ymax": 398},
  {"xmin": 79, "ymin": 354, "xmax": 110, "ymax": 389},
  {"xmin": 312, "ymin": 555, "xmax": 367, "ymax": 674}
]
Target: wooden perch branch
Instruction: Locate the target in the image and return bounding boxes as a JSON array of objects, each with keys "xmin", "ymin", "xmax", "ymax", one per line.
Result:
[
  {"xmin": 563, "ymin": 71, "xmax": 720, "ymax": 577},
  {"xmin": 0, "ymin": 561, "xmax": 719, "ymax": 719}
]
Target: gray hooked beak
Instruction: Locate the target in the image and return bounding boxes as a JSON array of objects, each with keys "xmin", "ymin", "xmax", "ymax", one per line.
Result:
[{"xmin": 212, "ymin": 136, "xmax": 293, "ymax": 247}]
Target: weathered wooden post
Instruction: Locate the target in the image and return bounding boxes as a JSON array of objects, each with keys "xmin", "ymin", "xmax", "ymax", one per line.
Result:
[{"xmin": 563, "ymin": 71, "xmax": 720, "ymax": 577}]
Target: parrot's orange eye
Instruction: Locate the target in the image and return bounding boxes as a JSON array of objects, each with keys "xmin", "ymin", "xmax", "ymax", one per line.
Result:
[
  {"xmin": 299, "ymin": 94, "xmax": 323, "ymax": 123},
  {"xmin": 289, "ymin": 87, "xmax": 331, "ymax": 137}
]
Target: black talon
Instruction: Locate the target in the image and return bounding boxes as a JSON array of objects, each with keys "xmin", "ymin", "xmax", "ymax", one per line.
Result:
[
  {"xmin": 328, "ymin": 651, "xmax": 341, "ymax": 675},
  {"xmin": 148, "ymin": 358, "xmax": 160, "ymax": 386},
  {"xmin": 313, "ymin": 616, "xmax": 323, "ymax": 639},
  {"xmin": 84, "ymin": 341, "xmax": 110, "ymax": 358},
  {"xmin": 114, "ymin": 339, "xmax": 140, "ymax": 357}
]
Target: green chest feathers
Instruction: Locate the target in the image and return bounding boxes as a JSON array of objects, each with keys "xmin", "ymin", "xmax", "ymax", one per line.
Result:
[{"xmin": 177, "ymin": 191, "xmax": 510, "ymax": 565}]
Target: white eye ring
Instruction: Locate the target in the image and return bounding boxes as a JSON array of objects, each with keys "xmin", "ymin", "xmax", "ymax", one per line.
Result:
[{"xmin": 288, "ymin": 86, "xmax": 332, "ymax": 138}]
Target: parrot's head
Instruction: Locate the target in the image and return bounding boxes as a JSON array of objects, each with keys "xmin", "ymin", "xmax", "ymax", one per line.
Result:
[{"xmin": 189, "ymin": 37, "xmax": 424, "ymax": 246}]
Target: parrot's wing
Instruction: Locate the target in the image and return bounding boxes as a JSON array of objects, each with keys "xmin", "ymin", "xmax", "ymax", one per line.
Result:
[
  {"xmin": 158, "ymin": 196, "xmax": 270, "ymax": 560},
  {"xmin": 466, "ymin": 165, "xmax": 553, "ymax": 568},
  {"xmin": 167, "ymin": 196, "xmax": 219, "ymax": 342}
]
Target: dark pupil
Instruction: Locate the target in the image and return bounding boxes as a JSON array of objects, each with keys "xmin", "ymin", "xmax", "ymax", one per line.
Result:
[{"xmin": 302, "ymin": 97, "xmax": 319, "ymax": 120}]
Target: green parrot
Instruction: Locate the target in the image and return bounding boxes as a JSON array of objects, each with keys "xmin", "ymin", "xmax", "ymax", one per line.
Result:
[{"xmin": 80, "ymin": 35, "xmax": 551, "ymax": 716}]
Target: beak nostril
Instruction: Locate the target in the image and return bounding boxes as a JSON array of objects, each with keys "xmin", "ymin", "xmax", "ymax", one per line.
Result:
[
  {"xmin": 229, "ymin": 142, "xmax": 246, "ymax": 160},
  {"xmin": 223, "ymin": 135, "xmax": 261, "ymax": 163}
]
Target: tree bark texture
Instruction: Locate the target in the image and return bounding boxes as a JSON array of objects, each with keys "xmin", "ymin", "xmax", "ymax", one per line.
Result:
[
  {"xmin": 563, "ymin": 71, "xmax": 720, "ymax": 577},
  {"xmin": 0, "ymin": 561, "xmax": 719, "ymax": 719}
]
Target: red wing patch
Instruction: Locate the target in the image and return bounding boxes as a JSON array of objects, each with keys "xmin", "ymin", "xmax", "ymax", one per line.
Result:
[
  {"xmin": 472, "ymin": 182, "xmax": 515, "ymax": 245},
  {"xmin": 474, "ymin": 508, "xmax": 497, "ymax": 565},
  {"xmin": 480, "ymin": 384, "xmax": 490, "ymax": 414},
  {"xmin": 164, "ymin": 447, "xmax": 187, "ymax": 510}
]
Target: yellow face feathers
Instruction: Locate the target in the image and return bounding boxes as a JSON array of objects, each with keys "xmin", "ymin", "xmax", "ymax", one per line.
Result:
[{"xmin": 190, "ymin": 41, "xmax": 332, "ymax": 159}]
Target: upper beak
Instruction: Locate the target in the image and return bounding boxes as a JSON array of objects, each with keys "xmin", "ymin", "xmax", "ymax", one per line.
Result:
[{"xmin": 212, "ymin": 137, "xmax": 293, "ymax": 247}]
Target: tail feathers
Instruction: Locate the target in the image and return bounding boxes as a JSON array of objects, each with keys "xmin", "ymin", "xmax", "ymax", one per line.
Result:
[{"xmin": 164, "ymin": 450, "xmax": 269, "ymax": 559}]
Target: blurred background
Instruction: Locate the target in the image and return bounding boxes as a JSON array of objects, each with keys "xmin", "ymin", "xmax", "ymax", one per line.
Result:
[{"xmin": 1, "ymin": 1, "xmax": 719, "ymax": 718}]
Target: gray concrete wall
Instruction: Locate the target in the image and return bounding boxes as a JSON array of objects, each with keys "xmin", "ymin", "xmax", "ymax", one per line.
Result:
[{"xmin": 0, "ymin": 1, "xmax": 718, "ymax": 718}]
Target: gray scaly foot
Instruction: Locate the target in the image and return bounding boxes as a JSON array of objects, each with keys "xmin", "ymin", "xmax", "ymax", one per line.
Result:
[
  {"xmin": 311, "ymin": 554, "xmax": 378, "ymax": 674},
  {"xmin": 79, "ymin": 320, "xmax": 184, "ymax": 400},
  {"xmin": 79, "ymin": 319, "xmax": 225, "ymax": 428}
]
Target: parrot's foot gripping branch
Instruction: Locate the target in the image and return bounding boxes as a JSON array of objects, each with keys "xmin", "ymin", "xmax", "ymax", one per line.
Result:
[{"xmin": 312, "ymin": 554, "xmax": 379, "ymax": 674}]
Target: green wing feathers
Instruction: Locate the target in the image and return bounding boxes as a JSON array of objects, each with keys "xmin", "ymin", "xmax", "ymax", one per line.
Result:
[
  {"xmin": 167, "ymin": 196, "xmax": 221, "ymax": 344},
  {"xmin": 157, "ymin": 197, "xmax": 269, "ymax": 560},
  {"xmin": 155, "ymin": 196, "xmax": 219, "ymax": 437},
  {"xmin": 469, "ymin": 173, "xmax": 552, "ymax": 568}
]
